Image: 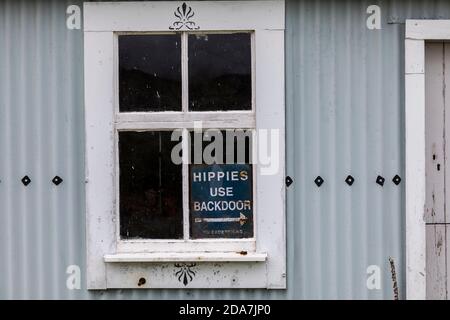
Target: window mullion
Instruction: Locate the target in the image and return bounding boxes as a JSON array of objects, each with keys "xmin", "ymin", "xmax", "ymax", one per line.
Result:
[
  {"xmin": 181, "ymin": 32, "xmax": 189, "ymax": 113},
  {"xmin": 181, "ymin": 32, "xmax": 190, "ymax": 240},
  {"xmin": 182, "ymin": 128, "xmax": 190, "ymax": 240}
]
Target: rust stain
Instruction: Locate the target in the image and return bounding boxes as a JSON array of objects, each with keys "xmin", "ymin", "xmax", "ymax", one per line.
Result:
[
  {"xmin": 239, "ymin": 251, "xmax": 248, "ymax": 256},
  {"xmin": 388, "ymin": 257, "xmax": 399, "ymax": 300},
  {"xmin": 137, "ymin": 277, "xmax": 146, "ymax": 286}
]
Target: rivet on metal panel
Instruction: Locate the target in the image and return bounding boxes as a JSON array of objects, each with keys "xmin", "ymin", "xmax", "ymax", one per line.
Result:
[
  {"xmin": 392, "ymin": 175, "xmax": 401, "ymax": 185},
  {"xmin": 345, "ymin": 175, "xmax": 354, "ymax": 186},
  {"xmin": 21, "ymin": 176, "xmax": 31, "ymax": 186},
  {"xmin": 376, "ymin": 175, "xmax": 385, "ymax": 186},
  {"xmin": 137, "ymin": 277, "xmax": 146, "ymax": 286},
  {"xmin": 285, "ymin": 176, "xmax": 293, "ymax": 187},
  {"xmin": 52, "ymin": 176, "xmax": 63, "ymax": 186},
  {"xmin": 314, "ymin": 176, "xmax": 324, "ymax": 187}
]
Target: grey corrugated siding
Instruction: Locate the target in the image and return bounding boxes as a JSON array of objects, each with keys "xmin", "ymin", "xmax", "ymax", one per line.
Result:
[{"xmin": 0, "ymin": 0, "xmax": 444, "ymax": 299}]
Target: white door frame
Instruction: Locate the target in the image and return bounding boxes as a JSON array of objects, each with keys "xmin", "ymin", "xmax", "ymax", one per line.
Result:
[{"xmin": 405, "ymin": 19, "xmax": 450, "ymax": 300}]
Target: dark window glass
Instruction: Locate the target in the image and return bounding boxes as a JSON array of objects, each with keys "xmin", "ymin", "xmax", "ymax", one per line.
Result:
[
  {"xmin": 119, "ymin": 35, "xmax": 182, "ymax": 112},
  {"xmin": 189, "ymin": 130, "xmax": 253, "ymax": 239},
  {"xmin": 188, "ymin": 33, "xmax": 252, "ymax": 111},
  {"xmin": 119, "ymin": 131, "xmax": 183, "ymax": 239}
]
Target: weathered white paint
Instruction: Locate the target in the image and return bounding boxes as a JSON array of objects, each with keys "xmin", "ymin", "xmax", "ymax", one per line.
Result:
[
  {"xmin": 445, "ymin": 44, "xmax": 450, "ymax": 225},
  {"xmin": 115, "ymin": 112, "xmax": 255, "ymax": 128},
  {"xmin": 254, "ymin": 28, "xmax": 285, "ymax": 288},
  {"xmin": 85, "ymin": 31, "xmax": 117, "ymax": 290},
  {"xmin": 84, "ymin": 1, "xmax": 284, "ymax": 32},
  {"xmin": 424, "ymin": 42, "xmax": 450, "ymax": 299},
  {"xmin": 117, "ymin": 239, "xmax": 256, "ymax": 253},
  {"xmin": 405, "ymin": 34, "xmax": 426, "ymax": 299},
  {"xmin": 425, "ymin": 42, "xmax": 445, "ymax": 224},
  {"xmin": 405, "ymin": 39, "xmax": 424, "ymax": 74},
  {"xmin": 447, "ymin": 226, "xmax": 450, "ymax": 295},
  {"xmin": 84, "ymin": 0, "xmax": 285, "ymax": 289},
  {"xmin": 105, "ymin": 262, "xmax": 268, "ymax": 288},
  {"xmin": 114, "ymin": 111, "xmax": 255, "ymax": 131},
  {"xmin": 406, "ymin": 20, "xmax": 450, "ymax": 40},
  {"xmin": 426, "ymin": 224, "xmax": 447, "ymax": 299},
  {"xmin": 104, "ymin": 252, "xmax": 267, "ymax": 262},
  {"xmin": 405, "ymin": 20, "xmax": 450, "ymax": 299}
]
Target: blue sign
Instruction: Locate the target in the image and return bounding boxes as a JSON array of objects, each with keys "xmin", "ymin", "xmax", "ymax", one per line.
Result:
[{"xmin": 190, "ymin": 164, "xmax": 253, "ymax": 239}]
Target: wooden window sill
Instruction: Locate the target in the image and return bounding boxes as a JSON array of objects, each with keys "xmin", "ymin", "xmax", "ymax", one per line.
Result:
[{"xmin": 104, "ymin": 252, "xmax": 267, "ymax": 263}]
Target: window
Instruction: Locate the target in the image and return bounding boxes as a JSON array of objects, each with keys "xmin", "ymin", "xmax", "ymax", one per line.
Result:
[
  {"xmin": 85, "ymin": 1, "xmax": 285, "ymax": 289},
  {"xmin": 117, "ymin": 32, "xmax": 254, "ymax": 244}
]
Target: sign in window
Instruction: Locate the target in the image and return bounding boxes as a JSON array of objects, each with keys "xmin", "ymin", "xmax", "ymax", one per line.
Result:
[{"xmin": 190, "ymin": 164, "xmax": 253, "ymax": 239}]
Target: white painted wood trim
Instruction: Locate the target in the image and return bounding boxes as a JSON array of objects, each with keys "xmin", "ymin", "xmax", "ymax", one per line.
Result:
[
  {"xmin": 117, "ymin": 239, "xmax": 256, "ymax": 253},
  {"xmin": 116, "ymin": 111, "xmax": 255, "ymax": 124},
  {"xmin": 403, "ymin": 20, "xmax": 450, "ymax": 300},
  {"xmin": 405, "ymin": 70, "xmax": 426, "ymax": 300},
  {"xmin": 104, "ymin": 252, "xmax": 267, "ymax": 262},
  {"xmin": 115, "ymin": 112, "xmax": 255, "ymax": 130},
  {"xmin": 426, "ymin": 225, "xmax": 447, "ymax": 299},
  {"xmin": 105, "ymin": 262, "xmax": 268, "ymax": 288},
  {"xmin": 406, "ymin": 20, "xmax": 450, "ymax": 40},
  {"xmin": 405, "ymin": 39, "xmax": 424, "ymax": 74},
  {"xmin": 254, "ymin": 28, "xmax": 285, "ymax": 288},
  {"xmin": 85, "ymin": 31, "xmax": 116, "ymax": 290},
  {"xmin": 84, "ymin": 1, "xmax": 285, "ymax": 32}
]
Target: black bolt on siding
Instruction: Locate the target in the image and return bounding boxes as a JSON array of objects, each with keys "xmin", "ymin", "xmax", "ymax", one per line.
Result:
[
  {"xmin": 376, "ymin": 175, "xmax": 385, "ymax": 186},
  {"xmin": 392, "ymin": 175, "xmax": 402, "ymax": 185},
  {"xmin": 345, "ymin": 175, "xmax": 354, "ymax": 186},
  {"xmin": 52, "ymin": 176, "xmax": 63, "ymax": 186},
  {"xmin": 314, "ymin": 176, "xmax": 324, "ymax": 187},
  {"xmin": 21, "ymin": 176, "xmax": 31, "ymax": 186},
  {"xmin": 285, "ymin": 176, "xmax": 293, "ymax": 187}
]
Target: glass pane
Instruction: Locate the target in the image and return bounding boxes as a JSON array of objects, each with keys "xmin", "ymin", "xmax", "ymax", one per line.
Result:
[
  {"xmin": 119, "ymin": 35, "xmax": 182, "ymax": 112},
  {"xmin": 119, "ymin": 131, "xmax": 183, "ymax": 239},
  {"xmin": 188, "ymin": 33, "xmax": 252, "ymax": 111},
  {"xmin": 189, "ymin": 130, "xmax": 254, "ymax": 239}
]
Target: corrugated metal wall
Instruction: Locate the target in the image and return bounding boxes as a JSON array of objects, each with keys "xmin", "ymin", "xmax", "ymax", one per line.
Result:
[{"xmin": 0, "ymin": 0, "xmax": 445, "ymax": 299}]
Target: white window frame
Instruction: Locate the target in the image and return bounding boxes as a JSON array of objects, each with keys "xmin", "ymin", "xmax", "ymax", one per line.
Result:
[
  {"xmin": 84, "ymin": 1, "xmax": 285, "ymax": 289},
  {"xmin": 404, "ymin": 19, "xmax": 450, "ymax": 300}
]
